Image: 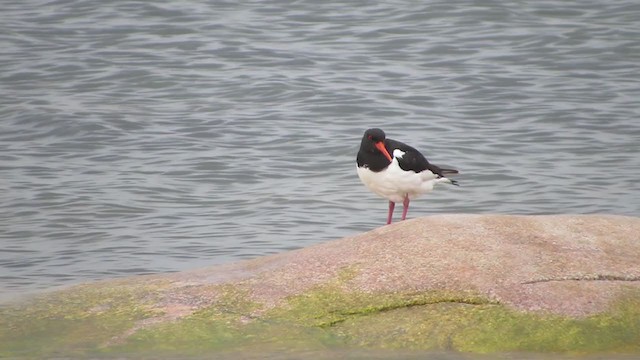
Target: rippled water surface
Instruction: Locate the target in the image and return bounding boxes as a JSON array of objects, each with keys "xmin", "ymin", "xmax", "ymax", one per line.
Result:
[{"xmin": 2, "ymin": 0, "xmax": 639, "ymax": 296}]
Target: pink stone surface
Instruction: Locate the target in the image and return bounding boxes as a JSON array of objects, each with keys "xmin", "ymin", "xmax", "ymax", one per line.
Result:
[{"xmin": 154, "ymin": 214, "xmax": 640, "ymax": 317}]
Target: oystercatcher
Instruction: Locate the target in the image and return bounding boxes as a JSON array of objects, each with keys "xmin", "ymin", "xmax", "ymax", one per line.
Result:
[{"xmin": 356, "ymin": 128, "xmax": 459, "ymax": 224}]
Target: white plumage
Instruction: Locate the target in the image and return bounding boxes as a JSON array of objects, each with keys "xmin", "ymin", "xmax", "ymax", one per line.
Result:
[{"xmin": 356, "ymin": 149, "xmax": 450, "ymax": 204}]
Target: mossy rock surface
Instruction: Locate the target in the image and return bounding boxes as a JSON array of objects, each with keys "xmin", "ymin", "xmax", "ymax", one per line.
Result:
[{"xmin": 2, "ymin": 214, "xmax": 640, "ymax": 358}]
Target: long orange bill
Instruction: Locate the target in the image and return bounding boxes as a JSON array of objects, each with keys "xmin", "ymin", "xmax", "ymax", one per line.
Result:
[{"xmin": 375, "ymin": 141, "xmax": 392, "ymax": 162}]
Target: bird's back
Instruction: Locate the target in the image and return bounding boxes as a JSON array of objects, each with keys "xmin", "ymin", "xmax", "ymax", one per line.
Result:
[{"xmin": 385, "ymin": 138, "xmax": 457, "ymax": 177}]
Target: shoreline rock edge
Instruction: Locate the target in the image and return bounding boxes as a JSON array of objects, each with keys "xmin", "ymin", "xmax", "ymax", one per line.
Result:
[{"xmin": 2, "ymin": 214, "xmax": 640, "ymax": 357}]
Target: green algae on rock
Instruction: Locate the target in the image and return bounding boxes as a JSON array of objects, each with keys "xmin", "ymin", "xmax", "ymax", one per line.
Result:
[
  {"xmin": 329, "ymin": 287, "xmax": 640, "ymax": 353},
  {"xmin": 0, "ymin": 281, "xmax": 164, "ymax": 357},
  {"xmin": 3, "ymin": 277, "xmax": 640, "ymax": 357}
]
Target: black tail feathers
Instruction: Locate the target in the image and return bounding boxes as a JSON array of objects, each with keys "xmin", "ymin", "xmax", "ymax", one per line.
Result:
[{"xmin": 440, "ymin": 168, "xmax": 459, "ymax": 186}]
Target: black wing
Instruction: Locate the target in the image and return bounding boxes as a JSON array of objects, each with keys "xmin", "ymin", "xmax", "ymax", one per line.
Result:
[{"xmin": 385, "ymin": 138, "xmax": 458, "ymax": 178}]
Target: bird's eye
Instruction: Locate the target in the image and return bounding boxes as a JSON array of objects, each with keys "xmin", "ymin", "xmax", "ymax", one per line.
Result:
[{"xmin": 367, "ymin": 135, "xmax": 373, "ymax": 140}]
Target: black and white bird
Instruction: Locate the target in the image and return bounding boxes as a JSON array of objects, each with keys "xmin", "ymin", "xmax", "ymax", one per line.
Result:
[{"xmin": 356, "ymin": 128, "xmax": 459, "ymax": 224}]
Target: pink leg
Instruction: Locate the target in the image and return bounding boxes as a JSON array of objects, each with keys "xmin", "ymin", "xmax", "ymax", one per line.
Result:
[
  {"xmin": 401, "ymin": 195, "xmax": 410, "ymax": 221},
  {"xmin": 387, "ymin": 201, "xmax": 395, "ymax": 225}
]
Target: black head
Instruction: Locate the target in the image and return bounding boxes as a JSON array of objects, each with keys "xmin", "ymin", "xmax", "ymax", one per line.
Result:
[
  {"xmin": 363, "ymin": 128, "xmax": 386, "ymax": 143},
  {"xmin": 360, "ymin": 128, "xmax": 392, "ymax": 161}
]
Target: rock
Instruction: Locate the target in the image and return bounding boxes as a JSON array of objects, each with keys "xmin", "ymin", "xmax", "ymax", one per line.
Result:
[{"xmin": 1, "ymin": 214, "xmax": 640, "ymax": 358}]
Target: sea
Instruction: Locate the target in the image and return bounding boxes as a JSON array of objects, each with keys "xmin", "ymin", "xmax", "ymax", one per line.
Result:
[{"xmin": 2, "ymin": 0, "xmax": 639, "ymax": 301}]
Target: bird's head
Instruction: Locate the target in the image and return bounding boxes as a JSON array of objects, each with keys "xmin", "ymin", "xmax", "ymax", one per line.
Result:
[{"xmin": 361, "ymin": 128, "xmax": 392, "ymax": 161}]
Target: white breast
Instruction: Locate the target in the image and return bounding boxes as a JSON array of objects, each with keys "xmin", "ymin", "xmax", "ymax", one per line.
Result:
[{"xmin": 356, "ymin": 157, "xmax": 442, "ymax": 203}]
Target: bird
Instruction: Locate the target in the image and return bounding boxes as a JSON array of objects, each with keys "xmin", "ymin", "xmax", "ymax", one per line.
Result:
[{"xmin": 356, "ymin": 128, "xmax": 459, "ymax": 224}]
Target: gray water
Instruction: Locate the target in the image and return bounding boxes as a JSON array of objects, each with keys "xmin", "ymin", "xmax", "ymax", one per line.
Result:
[{"xmin": 1, "ymin": 0, "xmax": 639, "ymax": 298}]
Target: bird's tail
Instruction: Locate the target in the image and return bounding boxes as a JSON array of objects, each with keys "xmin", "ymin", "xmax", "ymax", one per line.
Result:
[
  {"xmin": 434, "ymin": 176, "xmax": 459, "ymax": 186},
  {"xmin": 439, "ymin": 168, "xmax": 459, "ymax": 186}
]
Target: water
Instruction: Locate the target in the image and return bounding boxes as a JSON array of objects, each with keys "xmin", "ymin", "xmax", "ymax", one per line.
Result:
[{"xmin": 1, "ymin": 0, "xmax": 639, "ymax": 297}]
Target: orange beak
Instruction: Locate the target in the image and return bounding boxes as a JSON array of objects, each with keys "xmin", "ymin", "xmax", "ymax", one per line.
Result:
[{"xmin": 375, "ymin": 141, "xmax": 392, "ymax": 162}]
